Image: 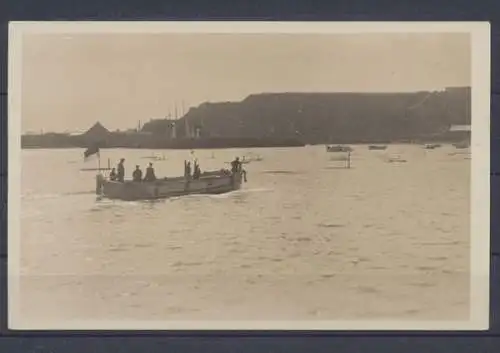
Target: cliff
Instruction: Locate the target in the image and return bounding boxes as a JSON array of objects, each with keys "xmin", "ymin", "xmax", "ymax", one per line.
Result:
[{"xmin": 142, "ymin": 87, "xmax": 471, "ymax": 144}]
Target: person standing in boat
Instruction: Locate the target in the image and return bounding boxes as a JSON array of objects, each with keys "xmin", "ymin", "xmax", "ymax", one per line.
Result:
[
  {"xmin": 193, "ymin": 160, "xmax": 201, "ymax": 180},
  {"xmin": 117, "ymin": 158, "xmax": 125, "ymax": 182},
  {"xmin": 109, "ymin": 168, "xmax": 117, "ymax": 181},
  {"xmin": 143, "ymin": 162, "xmax": 157, "ymax": 182},
  {"xmin": 132, "ymin": 165, "xmax": 143, "ymax": 182},
  {"xmin": 184, "ymin": 160, "xmax": 192, "ymax": 179},
  {"xmin": 231, "ymin": 157, "xmax": 242, "ymax": 173}
]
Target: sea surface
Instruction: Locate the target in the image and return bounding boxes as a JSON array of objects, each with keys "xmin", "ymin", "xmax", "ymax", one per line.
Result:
[{"xmin": 16, "ymin": 145, "xmax": 471, "ymax": 323}]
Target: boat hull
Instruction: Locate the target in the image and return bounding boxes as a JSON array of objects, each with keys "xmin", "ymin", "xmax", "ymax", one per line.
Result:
[
  {"xmin": 98, "ymin": 171, "xmax": 244, "ymax": 201},
  {"xmin": 368, "ymin": 145, "xmax": 387, "ymax": 150},
  {"xmin": 326, "ymin": 145, "xmax": 352, "ymax": 153}
]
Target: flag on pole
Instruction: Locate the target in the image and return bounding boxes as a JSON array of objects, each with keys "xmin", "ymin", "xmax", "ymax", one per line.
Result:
[{"xmin": 83, "ymin": 144, "xmax": 100, "ymax": 160}]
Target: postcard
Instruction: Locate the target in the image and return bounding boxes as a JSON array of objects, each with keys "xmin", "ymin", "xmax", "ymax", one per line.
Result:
[{"xmin": 8, "ymin": 21, "xmax": 490, "ymax": 330}]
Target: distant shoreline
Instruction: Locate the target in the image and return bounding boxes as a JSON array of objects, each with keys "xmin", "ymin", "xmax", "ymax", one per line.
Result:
[{"xmin": 21, "ymin": 140, "xmax": 467, "ymax": 151}]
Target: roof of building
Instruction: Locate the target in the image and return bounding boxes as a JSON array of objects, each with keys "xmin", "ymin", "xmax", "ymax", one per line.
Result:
[
  {"xmin": 449, "ymin": 125, "xmax": 471, "ymax": 132},
  {"xmin": 83, "ymin": 122, "xmax": 110, "ymax": 137}
]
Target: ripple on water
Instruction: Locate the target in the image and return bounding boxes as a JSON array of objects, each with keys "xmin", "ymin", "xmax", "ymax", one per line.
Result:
[
  {"xmin": 171, "ymin": 261, "xmax": 204, "ymax": 267},
  {"xmin": 166, "ymin": 245, "xmax": 183, "ymax": 251},
  {"xmin": 133, "ymin": 243, "xmax": 153, "ymax": 249},
  {"xmin": 295, "ymin": 237, "xmax": 312, "ymax": 242},
  {"xmin": 317, "ymin": 223, "xmax": 345, "ymax": 228},
  {"xmin": 108, "ymin": 246, "xmax": 129, "ymax": 253},
  {"xmin": 409, "ymin": 281, "xmax": 437, "ymax": 288},
  {"xmin": 263, "ymin": 170, "xmax": 302, "ymax": 175},
  {"xmin": 427, "ymin": 256, "xmax": 448, "ymax": 261},
  {"xmin": 416, "ymin": 266, "xmax": 438, "ymax": 272}
]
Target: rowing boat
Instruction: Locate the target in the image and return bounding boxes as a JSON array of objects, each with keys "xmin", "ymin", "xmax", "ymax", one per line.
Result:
[{"xmin": 96, "ymin": 170, "xmax": 246, "ymax": 201}]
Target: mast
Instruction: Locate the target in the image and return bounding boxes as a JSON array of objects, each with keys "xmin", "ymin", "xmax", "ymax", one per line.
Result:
[
  {"xmin": 171, "ymin": 120, "xmax": 176, "ymax": 139},
  {"xmin": 184, "ymin": 100, "xmax": 190, "ymax": 138},
  {"xmin": 185, "ymin": 114, "xmax": 190, "ymax": 138}
]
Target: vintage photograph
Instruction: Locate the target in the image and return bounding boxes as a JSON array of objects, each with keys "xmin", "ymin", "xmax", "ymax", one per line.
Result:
[{"xmin": 8, "ymin": 22, "xmax": 490, "ymax": 330}]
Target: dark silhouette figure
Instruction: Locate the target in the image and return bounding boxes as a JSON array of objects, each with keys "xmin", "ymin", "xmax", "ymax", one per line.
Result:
[
  {"xmin": 132, "ymin": 165, "xmax": 143, "ymax": 182},
  {"xmin": 231, "ymin": 157, "xmax": 242, "ymax": 173},
  {"xmin": 109, "ymin": 168, "xmax": 117, "ymax": 181},
  {"xmin": 144, "ymin": 162, "xmax": 157, "ymax": 182},
  {"xmin": 117, "ymin": 158, "xmax": 125, "ymax": 182},
  {"xmin": 184, "ymin": 161, "xmax": 192, "ymax": 178},
  {"xmin": 193, "ymin": 161, "xmax": 201, "ymax": 180}
]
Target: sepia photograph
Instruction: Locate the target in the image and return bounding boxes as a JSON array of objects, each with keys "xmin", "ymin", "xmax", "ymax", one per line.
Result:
[{"xmin": 8, "ymin": 21, "xmax": 490, "ymax": 330}]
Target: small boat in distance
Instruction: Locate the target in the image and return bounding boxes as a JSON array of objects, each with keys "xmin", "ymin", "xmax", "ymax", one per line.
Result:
[
  {"xmin": 242, "ymin": 153, "xmax": 264, "ymax": 163},
  {"xmin": 387, "ymin": 155, "xmax": 407, "ymax": 163},
  {"xmin": 141, "ymin": 153, "xmax": 167, "ymax": 161},
  {"xmin": 326, "ymin": 145, "xmax": 353, "ymax": 153},
  {"xmin": 368, "ymin": 145, "xmax": 387, "ymax": 150},
  {"xmin": 96, "ymin": 169, "xmax": 246, "ymax": 201},
  {"xmin": 423, "ymin": 143, "xmax": 442, "ymax": 150}
]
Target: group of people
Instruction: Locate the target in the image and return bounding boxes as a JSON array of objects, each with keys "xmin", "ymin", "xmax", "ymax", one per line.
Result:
[
  {"xmin": 184, "ymin": 160, "xmax": 203, "ymax": 180},
  {"xmin": 108, "ymin": 156, "xmax": 243, "ymax": 183},
  {"xmin": 109, "ymin": 158, "xmax": 157, "ymax": 183}
]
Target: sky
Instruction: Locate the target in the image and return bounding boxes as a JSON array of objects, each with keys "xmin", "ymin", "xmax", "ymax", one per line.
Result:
[{"xmin": 19, "ymin": 32, "xmax": 471, "ymax": 133}]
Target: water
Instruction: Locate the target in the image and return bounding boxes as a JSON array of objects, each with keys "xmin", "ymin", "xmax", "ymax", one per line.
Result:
[{"xmin": 17, "ymin": 145, "xmax": 470, "ymax": 323}]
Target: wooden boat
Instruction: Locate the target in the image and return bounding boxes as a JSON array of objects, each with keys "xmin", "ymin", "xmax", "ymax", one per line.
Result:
[
  {"xmin": 96, "ymin": 169, "xmax": 246, "ymax": 201},
  {"xmin": 326, "ymin": 145, "xmax": 353, "ymax": 153},
  {"xmin": 368, "ymin": 145, "xmax": 387, "ymax": 150}
]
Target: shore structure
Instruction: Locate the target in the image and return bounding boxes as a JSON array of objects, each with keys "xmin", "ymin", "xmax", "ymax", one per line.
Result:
[{"xmin": 22, "ymin": 88, "xmax": 471, "ymax": 150}]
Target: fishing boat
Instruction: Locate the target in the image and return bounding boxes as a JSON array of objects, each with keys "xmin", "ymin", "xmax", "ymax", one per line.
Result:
[
  {"xmin": 368, "ymin": 145, "xmax": 387, "ymax": 150},
  {"xmin": 423, "ymin": 143, "xmax": 441, "ymax": 150},
  {"xmin": 326, "ymin": 145, "xmax": 353, "ymax": 153},
  {"xmin": 95, "ymin": 169, "xmax": 246, "ymax": 201}
]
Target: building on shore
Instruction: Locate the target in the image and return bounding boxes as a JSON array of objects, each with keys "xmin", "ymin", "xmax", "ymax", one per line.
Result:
[{"xmin": 446, "ymin": 124, "xmax": 471, "ymax": 143}]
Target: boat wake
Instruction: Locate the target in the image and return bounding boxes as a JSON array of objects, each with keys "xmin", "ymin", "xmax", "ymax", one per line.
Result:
[
  {"xmin": 91, "ymin": 198, "xmax": 142, "ymax": 209},
  {"xmin": 22, "ymin": 193, "xmax": 63, "ymax": 200},
  {"xmin": 236, "ymin": 187, "xmax": 273, "ymax": 193},
  {"xmin": 65, "ymin": 190, "xmax": 96, "ymax": 196},
  {"xmin": 22, "ymin": 190, "xmax": 95, "ymax": 201},
  {"xmin": 263, "ymin": 170, "xmax": 302, "ymax": 175},
  {"xmin": 173, "ymin": 187, "xmax": 273, "ymax": 201}
]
